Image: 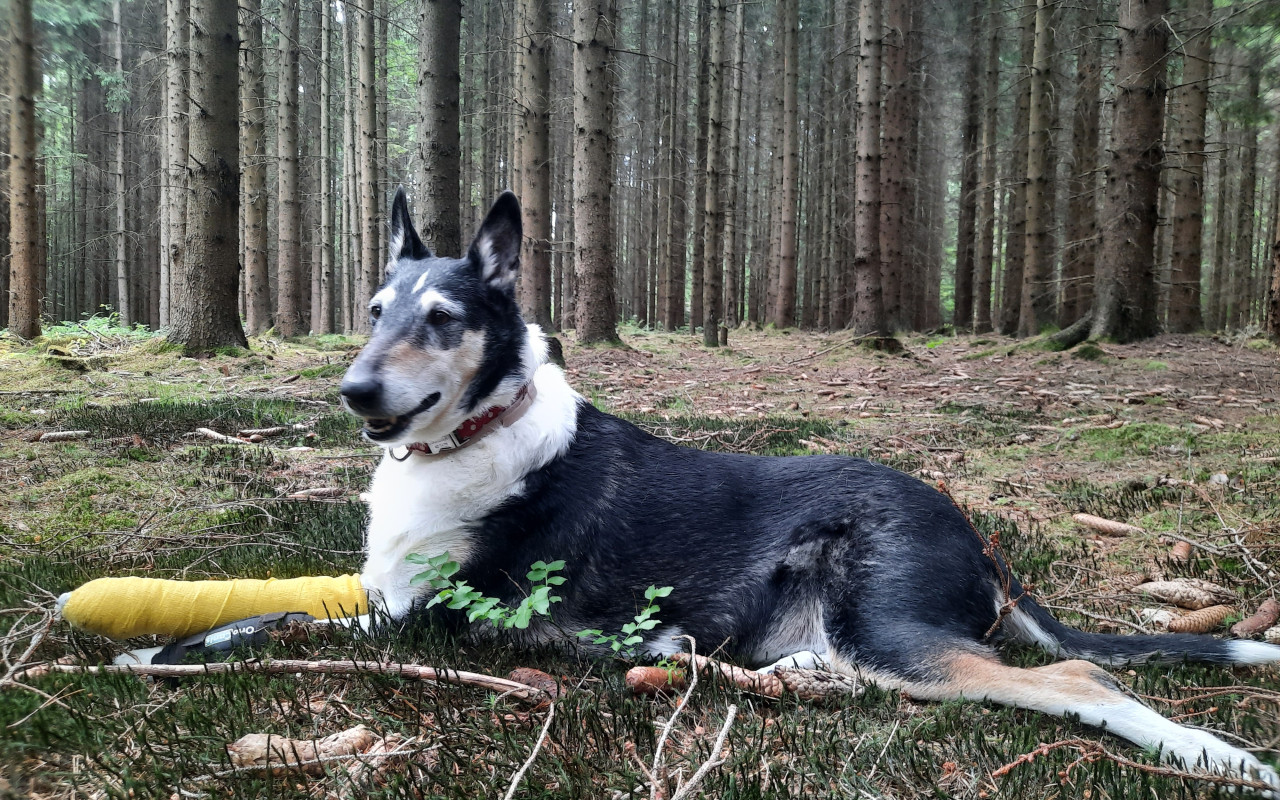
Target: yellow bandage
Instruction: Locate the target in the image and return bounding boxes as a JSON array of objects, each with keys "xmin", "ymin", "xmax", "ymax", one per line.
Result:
[{"xmin": 59, "ymin": 574, "xmax": 368, "ymax": 640}]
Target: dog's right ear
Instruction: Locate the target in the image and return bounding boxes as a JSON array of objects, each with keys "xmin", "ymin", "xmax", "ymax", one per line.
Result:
[
  {"xmin": 467, "ymin": 191, "xmax": 522, "ymax": 293},
  {"xmin": 388, "ymin": 186, "xmax": 432, "ymax": 265}
]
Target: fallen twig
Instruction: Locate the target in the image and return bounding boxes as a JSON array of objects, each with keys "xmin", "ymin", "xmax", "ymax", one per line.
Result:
[
  {"xmin": 1072, "ymin": 513, "xmax": 1144, "ymax": 537},
  {"xmin": 652, "ymin": 636, "xmax": 700, "ymax": 800},
  {"xmin": 35, "ymin": 659, "xmax": 548, "ymax": 702},
  {"xmin": 668, "ymin": 704, "xmax": 738, "ymax": 800},
  {"xmin": 502, "ymin": 703, "xmax": 555, "ymax": 800},
  {"xmin": 32, "ymin": 430, "xmax": 90, "ymax": 442},
  {"xmin": 191, "ymin": 427, "xmax": 249, "ymax": 445}
]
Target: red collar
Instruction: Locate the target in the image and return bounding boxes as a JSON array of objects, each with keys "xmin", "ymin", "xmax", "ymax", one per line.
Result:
[{"xmin": 397, "ymin": 382, "xmax": 537, "ymax": 458}]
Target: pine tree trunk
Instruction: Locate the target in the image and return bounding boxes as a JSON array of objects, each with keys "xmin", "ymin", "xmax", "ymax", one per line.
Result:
[
  {"xmin": 0, "ymin": 14, "xmax": 10, "ymax": 331},
  {"xmin": 1090, "ymin": 0, "xmax": 1168, "ymax": 342},
  {"xmin": 662, "ymin": 2, "xmax": 687, "ymax": 331},
  {"xmin": 356, "ymin": 0, "xmax": 379, "ymax": 329},
  {"xmin": 852, "ymin": 0, "xmax": 886, "ymax": 335},
  {"xmin": 719, "ymin": 0, "xmax": 744, "ymax": 331},
  {"xmin": 1229, "ymin": 67, "xmax": 1260, "ymax": 330},
  {"xmin": 572, "ymin": 0, "xmax": 619, "ymax": 344},
  {"xmin": 974, "ymin": 0, "xmax": 1000, "ymax": 333},
  {"xmin": 998, "ymin": 4, "xmax": 1033, "ymax": 334},
  {"xmin": 771, "ymin": 0, "xmax": 800, "ymax": 328},
  {"xmin": 1017, "ymin": 0, "xmax": 1055, "ymax": 337},
  {"xmin": 515, "ymin": 0, "xmax": 552, "ymax": 329},
  {"xmin": 275, "ymin": 0, "xmax": 302, "ymax": 335},
  {"xmin": 1165, "ymin": 0, "xmax": 1209, "ymax": 331},
  {"xmin": 170, "ymin": 0, "xmax": 247, "ymax": 349},
  {"xmin": 162, "ymin": 0, "xmax": 189, "ymax": 329},
  {"xmin": 1268, "ymin": 119, "xmax": 1280, "ymax": 338},
  {"xmin": 880, "ymin": 0, "xmax": 910, "ymax": 331},
  {"xmin": 416, "ymin": 0, "xmax": 461, "ymax": 257},
  {"xmin": 315, "ymin": 1, "xmax": 334, "ymax": 334},
  {"xmin": 700, "ymin": 0, "xmax": 726, "ymax": 346},
  {"xmin": 6, "ymin": 0, "xmax": 41, "ymax": 339},
  {"xmin": 237, "ymin": 0, "xmax": 268, "ymax": 333},
  {"xmin": 953, "ymin": 0, "xmax": 982, "ymax": 332},
  {"xmin": 111, "ymin": 0, "xmax": 130, "ymax": 325},
  {"xmin": 1060, "ymin": 0, "xmax": 1100, "ymax": 327}
]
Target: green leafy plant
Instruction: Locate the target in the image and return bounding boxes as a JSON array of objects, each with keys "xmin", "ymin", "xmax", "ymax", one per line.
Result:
[
  {"xmin": 578, "ymin": 585, "xmax": 673, "ymax": 655},
  {"xmin": 407, "ymin": 552, "xmax": 566, "ymax": 629}
]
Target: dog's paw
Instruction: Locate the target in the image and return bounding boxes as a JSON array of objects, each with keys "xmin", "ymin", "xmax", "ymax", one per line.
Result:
[
  {"xmin": 759, "ymin": 650, "xmax": 829, "ymax": 674},
  {"xmin": 1165, "ymin": 732, "xmax": 1280, "ymax": 797}
]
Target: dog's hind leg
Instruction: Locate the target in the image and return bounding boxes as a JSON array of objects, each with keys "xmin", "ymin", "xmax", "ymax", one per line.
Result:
[{"xmin": 856, "ymin": 648, "xmax": 1280, "ymax": 793}]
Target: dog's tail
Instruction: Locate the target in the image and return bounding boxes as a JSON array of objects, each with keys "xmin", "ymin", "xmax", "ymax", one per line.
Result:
[{"xmin": 1001, "ymin": 590, "xmax": 1280, "ymax": 667}]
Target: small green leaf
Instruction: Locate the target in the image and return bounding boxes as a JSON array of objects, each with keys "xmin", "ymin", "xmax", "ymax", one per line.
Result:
[
  {"xmin": 438, "ymin": 561, "xmax": 461, "ymax": 578},
  {"xmin": 404, "ymin": 553, "xmax": 430, "ymax": 565},
  {"xmin": 544, "ymin": 560, "xmax": 566, "ymax": 572}
]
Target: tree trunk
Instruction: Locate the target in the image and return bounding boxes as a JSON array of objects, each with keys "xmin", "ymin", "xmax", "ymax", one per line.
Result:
[
  {"xmin": 662, "ymin": 1, "xmax": 687, "ymax": 331},
  {"xmin": 1090, "ymin": 0, "xmax": 1168, "ymax": 342},
  {"xmin": 771, "ymin": 0, "xmax": 800, "ymax": 328},
  {"xmin": 700, "ymin": 0, "xmax": 726, "ymax": 346},
  {"xmin": 416, "ymin": 0, "xmax": 461, "ymax": 257},
  {"xmin": 1060, "ymin": 0, "xmax": 1100, "ymax": 327},
  {"xmin": 851, "ymin": 0, "xmax": 886, "ymax": 335},
  {"xmin": 515, "ymin": 0, "xmax": 552, "ymax": 329},
  {"xmin": 1268, "ymin": 118, "xmax": 1280, "ymax": 338},
  {"xmin": 169, "ymin": 0, "xmax": 248, "ymax": 349},
  {"xmin": 998, "ymin": 4, "xmax": 1034, "ymax": 334},
  {"xmin": 237, "ymin": 0, "xmax": 267, "ymax": 334},
  {"xmin": 111, "ymin": 0, "xmax": 130, "ymax": 325},
  {"xmin": 1165, "ymin": 0, "xmax": 1209, "ymax": 332},
  {"xmin": 275, "ymin": 0, "xmax": 302, "ymax": 336},
  {"xmin": 953, "ymin": 0, "xmax": 982, "ymax": 332},
  {"xmin": 720, "ymin": 0, "xmax": 745, "ymax": 331},
  {"xmin": 315, "ymin": 1, "xmax": 334, "ymax": 334},
  {"xmin": 1229, "ymin": 66, "xmax": 1260, "ymax": 330},
  {"xmin": 1017, "ymin": 0, "xmax": 1055, "ymax": 337},
  {"xmin": 6, "ymin": 0, "xmax": 41, "ymax": 339},
  {"xmin": 356, "ymin": 0, "xmax": 379, "ymax": 329},
  {"xmin": 880, "ymin": 0, "xmax": 909, "ymax": 331},
  {"xmin": 162, "ymin": 0, "xmax": 189, "ymax": 329},
  {"xmin": 974, "ymin": 0, "xmax": 1000, "ymax": 333},
  {"xmin": 572, "ymin": 0, "xmax": 619, "ymax": 344}
]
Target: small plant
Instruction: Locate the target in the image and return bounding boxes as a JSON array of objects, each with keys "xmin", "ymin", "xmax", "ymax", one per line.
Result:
[
  {"xmin": 578, "ymin": 585, "xmax": 673, "ymax": 655},
  {"xmin": 407, "ymin": 552, "xmax": 566, "ymax": 629}
]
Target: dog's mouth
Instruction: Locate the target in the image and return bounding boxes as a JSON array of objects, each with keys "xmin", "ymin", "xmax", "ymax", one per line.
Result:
[{"xmin": 361, "ymin": 392, "xmax": 442, "ymax": 442}]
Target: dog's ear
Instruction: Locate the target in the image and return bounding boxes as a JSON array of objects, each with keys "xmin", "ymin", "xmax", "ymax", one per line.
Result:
[
  {"xmin": 467, "ymin": 191, "xmax": 522, "ymax": 291},
  {"xmin": 388, "ymin": 186, "xmax": 432, "ymax": 266}
]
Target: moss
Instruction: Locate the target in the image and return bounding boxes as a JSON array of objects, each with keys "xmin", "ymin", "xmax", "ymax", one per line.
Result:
[{"xmin": 1072, "ymin": 342, "xmax": 1107, "ymax": 361}]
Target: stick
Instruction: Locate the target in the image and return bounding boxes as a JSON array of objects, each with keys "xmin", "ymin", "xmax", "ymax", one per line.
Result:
[
  {"xmin": 191, "ymin": 427, "xmax": 249, "ymax": 444},
  {"xmin": 668, "ymin": 705, "xmax": 738, "ymax": 800},
  {"xmin": 652, "ymin": 636, "xmax": 700, "ymax": 800},
  {"xmin": 37, "ymin": 659, "xmax": 548, "ymax": 702},
  {"xmin": 502, "ymin": 703, "xmax": 555, "ymax": 800}
]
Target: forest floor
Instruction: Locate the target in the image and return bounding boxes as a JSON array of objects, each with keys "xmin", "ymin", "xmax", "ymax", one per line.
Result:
[{"xmin": 2, "ymin": 322, "xmax": 1279, "ymax": 799}]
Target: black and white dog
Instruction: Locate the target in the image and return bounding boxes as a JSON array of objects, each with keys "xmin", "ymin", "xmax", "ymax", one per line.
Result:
[{"xmin": 342, "ymin": 190, "xmax": 1280, "ymax": 791}]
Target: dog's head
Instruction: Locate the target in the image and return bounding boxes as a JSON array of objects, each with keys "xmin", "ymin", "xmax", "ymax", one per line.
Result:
[{"xmin": 340, "ymin": 189, "xmax": 535, "ymax": 446}]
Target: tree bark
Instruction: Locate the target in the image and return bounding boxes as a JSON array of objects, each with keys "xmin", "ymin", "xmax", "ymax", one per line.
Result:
[
  {"xmin": 771, "ymin": 0, "xmax": 800, "ymax": 328},
  {"xmin": 719, "ymin": 0, "xmax": 745, "ymax": 331},
  {"xmin": 998, "ymin": 3, "xmax": 1033, "ymax": 334},
  {"xmin": 953, "ymin": 0, "xmax": 982, "ymax": 332},
  {"xmin": 515, "ymin": 0, "xmax": 552, "ymax": 329},
  {"xmin": 1017, "ymin": 0, "xmax": 1055, "ymax": 337},
  {"xmin": 6, "ymin": 0, "xmax": 41, "ymax": 339},
  {"xmin": 275, "ymin": 0, "xmax": 302, "ymax": 335},
  {"xmin": 974, "ymin": 0, "xmax": 1000, "ymax": 333},
  {"xmin": 356, "ymin": 0, "xmax": 379, "ymax": 329},
  {"xmin": 1090, "ymin": 0, "xmax": 1168, "ymax": 342},
  {"xmin": 1228, "ymin": 66, "xmax": 1260, "ymax": 330},
  {"xmin": 1268, "ymin": 118, "xmax": 1280, "ymax": 338},
  {"xmin": 852, "ymin": 0, "xmax": 886, "ymax": 335},
  {"xmin": 169, "ymin": 0, "xmax": 248, "ymax": 349},
  {"xmin": 315, "ymin": 1, "xmax": 334, "ymax": 334},
  {"xmin": 416, "ymin": 0, "xmax": 461, "ymax": 257},
  {"xmin": 111, "ymin": 0, "xmax": 130, "ymax": 325},
  {"xmin": 1060, "ymin": 0, "xmax": 1101, "ymax": 327},
  {"xmin": 572, "ymin": 0, "xmax": 619, "ymax": 344},
  {"xmin": 880, "ymin": 0, "xmax": 910, "ymax": 331},
  {"xmin": 700, "ymin": 0, "xmax": 726, "ymax": 346},
  {"xmin": 162, "ymin": 0, "xmax": 189, "ymax": 330}
]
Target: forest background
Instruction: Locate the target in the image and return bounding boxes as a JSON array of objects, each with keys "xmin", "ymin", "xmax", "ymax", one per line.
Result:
[{"xmin": 2, "ymin": 0, "xmax": 1280, "ymax": 349}]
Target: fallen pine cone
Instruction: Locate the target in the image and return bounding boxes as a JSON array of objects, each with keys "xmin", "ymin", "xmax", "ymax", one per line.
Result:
[
  {"xmin": 1265, "ymin": 626, "xmax": 1280, "ymax": 644},
  {"xmin": 1231, "ymin": 598, "xmax": 1280, "ymax": 638},
  {"xmin": 1167, "ymin": 605, "xmax": 1233, "ymax": 634},
  {"xmin": 1135, "ymin": 579, "xmax": 1235, "ymax": 610},
  {"xmin": 1073, "ymin": 513, "xmax": 1144, "ymax": 537},
  {"xmin": 227, "ymin": 724, "xmax": 377, "ymax": 775},
  {"xmin": 625, "ymin": 665, "xmax": 687, "ymax": 696},
  {"xmin": 507, "ymin": 667, "xmax": 564, "ymax": 699},
  {"xmin": 1110, "ymin": 572, "xmax": 1150, "ymax": 592},
  {"xmin": 1137, "ymin": 608, "xmax": 1177, "ymax": 630},
  {"xmin": 1169, "ymin": 540, "xmax": 1193, "ymax": 561}
]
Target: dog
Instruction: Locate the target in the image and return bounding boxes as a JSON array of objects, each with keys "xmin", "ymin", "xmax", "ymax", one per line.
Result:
[{"xmin": 340, "ymin": 189, "xmax": 1280, "ymax": 792}]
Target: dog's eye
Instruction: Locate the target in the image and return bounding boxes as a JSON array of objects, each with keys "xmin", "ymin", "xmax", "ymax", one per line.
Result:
[
  {"xmin": 369, "ymin": 304, "xmax": 382, "ymax": 321},
  {"xmin": 427, "ymin": 308, "xmax": 452, "ymax": 326}
]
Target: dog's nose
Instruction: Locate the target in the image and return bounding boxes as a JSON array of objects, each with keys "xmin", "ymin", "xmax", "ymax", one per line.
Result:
[{"xmin": 340, "ymin": 377, "xmax": 384, "ymax": 416}]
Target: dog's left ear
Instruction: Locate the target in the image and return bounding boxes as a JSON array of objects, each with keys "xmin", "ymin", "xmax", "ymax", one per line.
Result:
[
  {"xmin": 467, "ymin": 191, "xmax": 522, "ymax": 291},
  {"xmin": 388, "ymin": 186, "xmax": 432, "ymax": 267}
]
